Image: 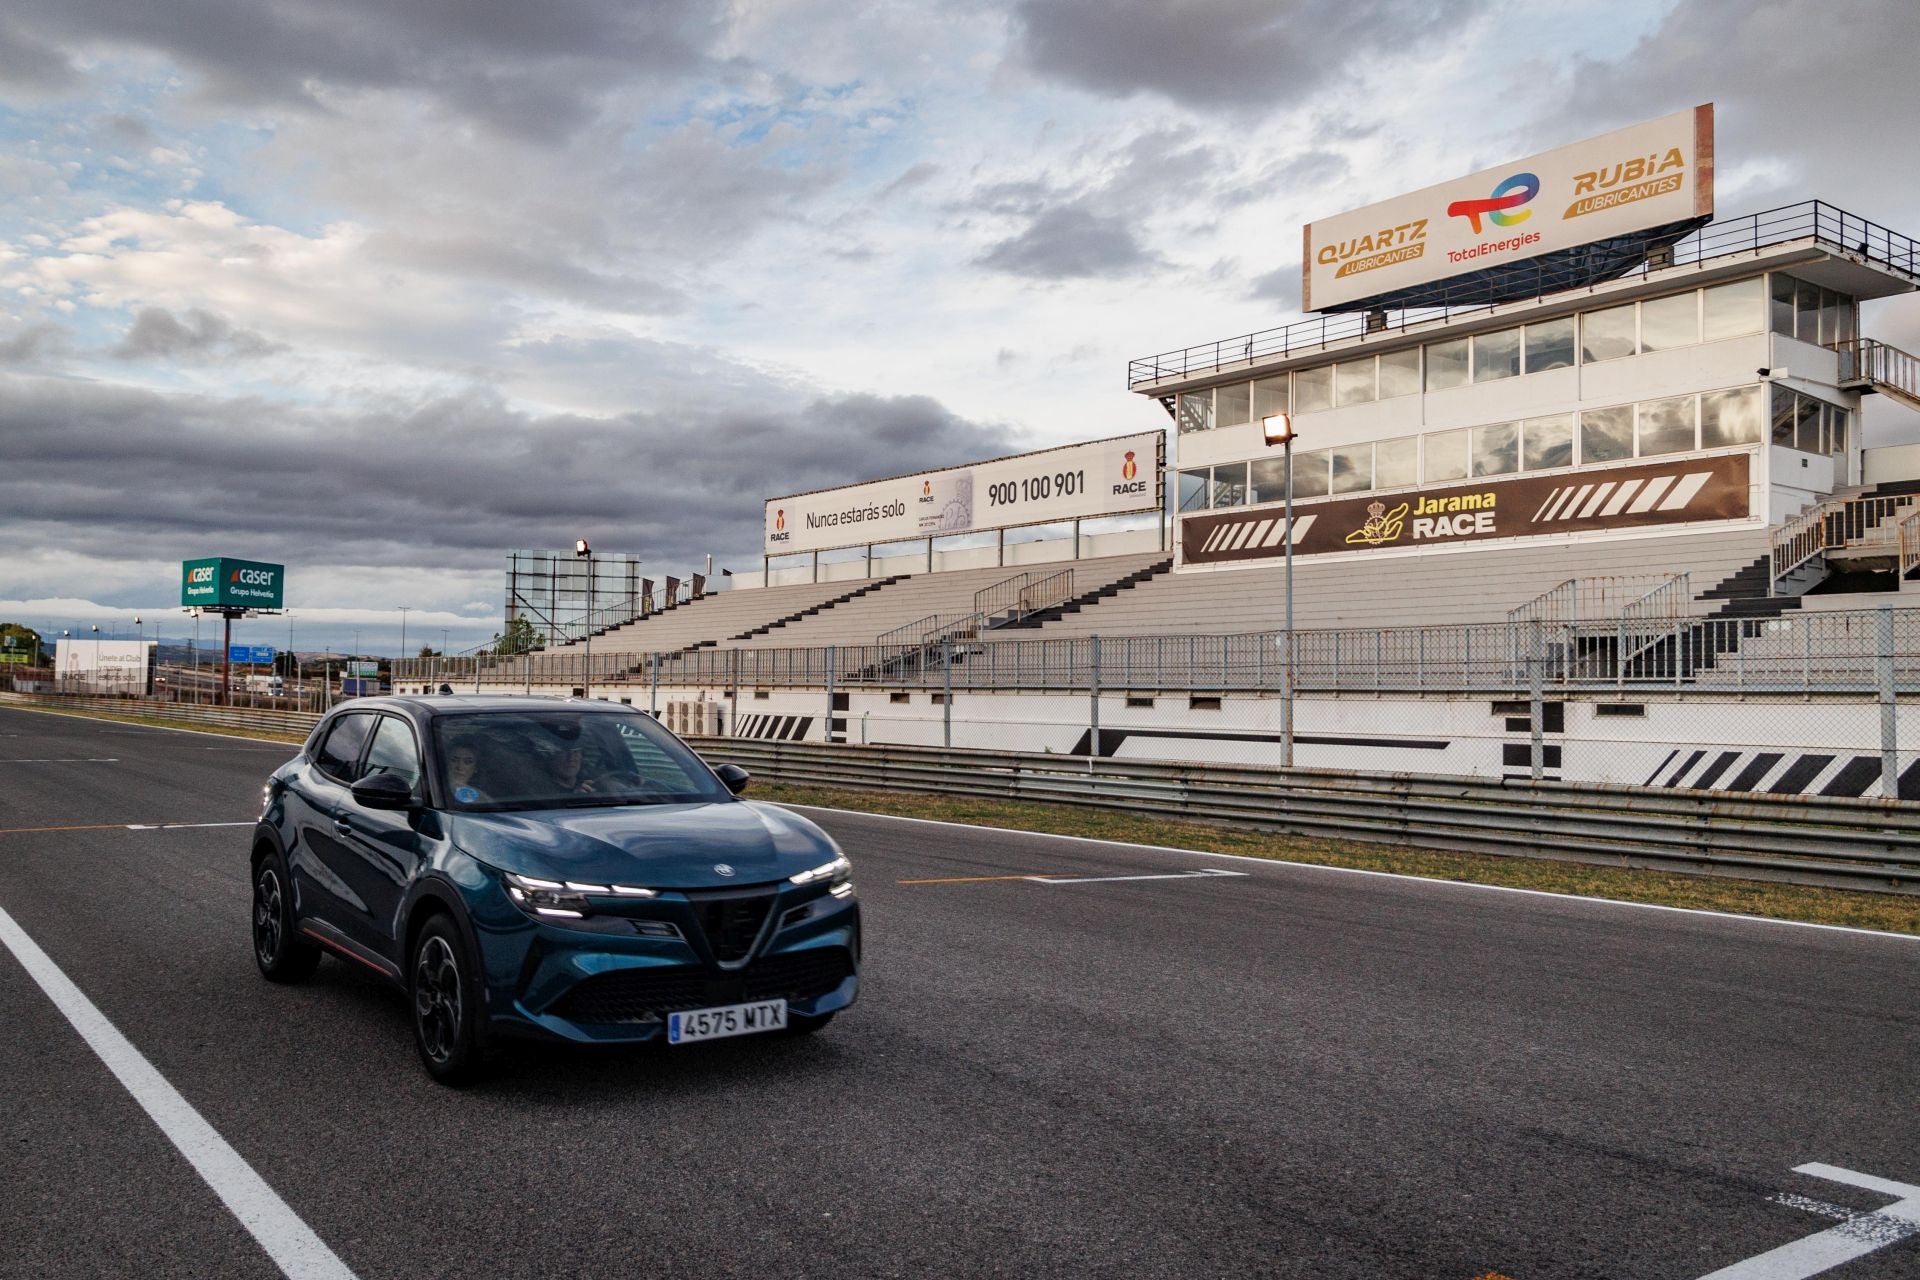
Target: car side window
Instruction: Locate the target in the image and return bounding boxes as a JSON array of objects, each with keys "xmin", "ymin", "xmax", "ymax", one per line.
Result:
[
  {"xmin": 362, "ymin": 716, "xmax": 423, "ymax": 797},
  {"xmin": 314, "ymin": 713, "xmax": 375, "ymax": 784}
]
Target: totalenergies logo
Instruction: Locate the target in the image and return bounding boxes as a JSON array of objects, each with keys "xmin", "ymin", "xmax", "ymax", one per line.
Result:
[
  {"xmin": 1447, "ymin": 172, "xmax": 1540, "ymax": 234},
  {"xmin": 1121, "ymin": 451, "xmax": 1138, "ymax": 481}
]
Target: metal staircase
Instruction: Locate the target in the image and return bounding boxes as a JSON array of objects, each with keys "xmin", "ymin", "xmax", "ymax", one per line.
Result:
[
  {"xmin": 1770, "ymin": 487, "xmax": 1920, "ymax": 593},
  {"xmin": 1833, "ymin": 338, "xmax": 1920, "ymax": 413}
]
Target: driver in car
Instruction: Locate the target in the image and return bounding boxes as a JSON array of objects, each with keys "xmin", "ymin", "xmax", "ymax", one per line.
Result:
[{"xmin": 545, "ymin": 741, "xmax": 643, "ymax": 796}]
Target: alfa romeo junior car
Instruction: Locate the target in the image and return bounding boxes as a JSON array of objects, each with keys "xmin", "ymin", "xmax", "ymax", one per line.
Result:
[{"xmin": 249, "ymin": 696, "xmax": 860, "ymax": 1082}]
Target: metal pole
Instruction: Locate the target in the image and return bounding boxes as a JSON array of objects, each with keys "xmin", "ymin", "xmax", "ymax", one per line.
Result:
[
  {"xmin": 942, "ymin": 636, "xmax": 953, "ymax": 748},
  {"xmin": 825, "ymin": 645, "xmax": 836, "ymax": 743},
  {"xmin": 1281, "ymin": 435, "xmax": 1295, "ymax": 768},
  {"xmin": 1878, "ymin": 604, "xmax": 1898, "ymax": 797},
  {"xmin": 583, "ymin": 554, "xmax": 592, "ymax": 699},
  {"xmin": 1530, "ymin": 620, "xmax": 1545, "ymax": 782},
  {"xmin": 1090, "ymin": 634, "xmax": 1101, "ymax": 760},
  {"xmin": 650, "ymin": 653, "xmax": 659, "ymax": 715}
]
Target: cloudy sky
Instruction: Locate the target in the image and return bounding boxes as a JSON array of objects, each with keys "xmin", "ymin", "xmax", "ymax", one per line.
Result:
[{"xmin": 3, "ymin": 0, "xmax": 1917, "ymax": 653}]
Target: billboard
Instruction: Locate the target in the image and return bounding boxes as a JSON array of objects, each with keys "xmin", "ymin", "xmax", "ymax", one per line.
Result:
[
  {"xmin": 1181, "ymin": 452, "xmax": 1750, "ymax": 566},
  {"xmin": 1303, "ymin": 105, "xmax": 1713, "ymax": 312},
  {"xmin": 53, "ymin": 639, "xmax": 155, "ymax": 691},
  {"xmin": 181, "ymin": 557, "xmax": 286, "ymax": 611},
  {"xmin": 765, "ymin": 432, "xmax": 1163, "ymax": 556}
]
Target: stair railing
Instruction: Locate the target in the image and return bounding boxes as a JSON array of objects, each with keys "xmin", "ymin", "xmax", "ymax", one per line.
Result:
[
  {"xmin": 1614, "ymin": 573, "xmax": 1692, "ymax": 684},
  {"xmin": 1771, "ymin": 491, "xmax": 1920, "ymax": 587},
  {"xmin": 1901, "ymin": 508, "xmax": 1920, "ymax": 580},
  {"xmin": 1831, "ymin": 338, "xmax": 1920, "ymax": 407}
]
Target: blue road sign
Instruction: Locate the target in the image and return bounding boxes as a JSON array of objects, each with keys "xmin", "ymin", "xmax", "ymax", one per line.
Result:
[{"xmin": 228, "ymin": 644, "xmax": 276, "ymax": 665}]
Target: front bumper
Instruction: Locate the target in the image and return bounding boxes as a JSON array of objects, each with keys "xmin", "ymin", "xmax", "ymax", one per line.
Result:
[{"xmin": 466, "ymin": 870, "xmax": 861, "ymax": 1045}]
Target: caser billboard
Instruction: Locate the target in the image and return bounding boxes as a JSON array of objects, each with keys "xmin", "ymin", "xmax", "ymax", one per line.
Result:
[
  {"xmin": 181, "ymin": 557, "xmax": 285, "ymax": 610},
  {"xmin": 1303, "ymin": 105, "xmax": 1713, "ymax": 312},
  {"xmin": 765, "ymin": 432, "xmax": 1163, "ymax": 556}
]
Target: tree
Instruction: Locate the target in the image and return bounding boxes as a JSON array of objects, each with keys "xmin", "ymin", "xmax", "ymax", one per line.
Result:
[
  {"xmin": 491, "ymin": 616, "xmax": 543, "ymax": 656},
  {"xmin": 418, "ymin": 645, "xmax": 440, "ymax": 659}
]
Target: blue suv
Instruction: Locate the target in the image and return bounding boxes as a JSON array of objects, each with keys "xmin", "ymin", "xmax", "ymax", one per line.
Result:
[{"xmin": 250, "ymin": 696, "xmax": 860, "ymax": 1082}]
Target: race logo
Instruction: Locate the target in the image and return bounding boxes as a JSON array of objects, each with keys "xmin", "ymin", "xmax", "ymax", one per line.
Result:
[
  {"xmin": 1447, "ymin": 172, "xmax": 1540, "ymax": 234},
  {"xmin": 775, "ymin": 508, "xmax": 785, "ymax": 531},
  {"xmin": 1122, "ymin": 451, "xmax": 1138, "ymax": 481},
  {"xmin": 1344, "ymin": 501, "xmax": 1408, "ymax": 547},
  {"xmin": 922, "ymin": 480, "xmax": 932, "ymax": 498},
  {"xmin": 1565, "ymin": 148, "xmax": 1686, "ymax": 219},
  {"xmin": 1112, "ymin": 448, "xmax": 1149, "ymax": 496}
]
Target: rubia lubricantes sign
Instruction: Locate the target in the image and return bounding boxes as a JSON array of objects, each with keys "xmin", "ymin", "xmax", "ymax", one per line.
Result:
[
  {"xmin": 1302, "ymin": 105, "xmax": 1713, "ymax": 311},
  {"xmin": 1181, "ymin": 452, "xmax": 1750, "ymax": 566},
  {"xmin": 764, "ymin": 432, "xmax": 1164, "ymax": 556},
  {"xmin": 180, "ymin": 557, "xmax": 286, "ymax": 610}
]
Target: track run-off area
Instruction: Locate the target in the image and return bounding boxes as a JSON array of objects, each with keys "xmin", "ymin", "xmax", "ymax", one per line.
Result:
[{"xmin": 0, "ymin": 706, "xmax": 1916, "ymax": 1279}]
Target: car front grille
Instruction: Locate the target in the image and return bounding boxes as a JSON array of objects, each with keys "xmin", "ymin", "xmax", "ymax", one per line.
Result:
[
  {"xmin": 686, "ymin": 886, "xmax": 779, "ymax": 962},
  {"xmin": 550, "ymin": 948, "xmax": 855, "ymax": 1025}
]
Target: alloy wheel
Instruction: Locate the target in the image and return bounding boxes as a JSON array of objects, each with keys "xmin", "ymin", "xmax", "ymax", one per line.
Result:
[
  {"xmin": 253, "ymin": 868, "xmax": 285, "ymax": 966},
  {"xmin": 413, "ymin": 935, "xmax": 463, "ymax": 1065}
]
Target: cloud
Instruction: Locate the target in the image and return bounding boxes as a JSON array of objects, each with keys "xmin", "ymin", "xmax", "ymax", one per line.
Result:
[
  {"xmin": 0, "ymin": 322, "xmax": 72, "ymax": 366},
  {"xmin": 1012, "ymin": 0, "xmax": 1488, "ymax": 111},
  {"xmin": 1552, "ymin": 0, "xmax": 1920, "ymax": 217},
  {"xmin": 975, "ymin": 205, "xmax": 1160, "ymax": 279},
  {"xmin": 4, "ymin": 0, "xmax": 730, "ymax": 140},
  {"xmin": 0, "ymin": 370, "xmax": 1022, "ymax": 606},
  {"xmin": 1245, "ymin": 263, "xmax": 1299, "ymax": 306},
  {"xmin": 115, "ymin": 307, "xmax": 286, "ymax": 360},
  {"xmin": 0, "ymin": 20, "xmax": 76, "ymax": 95}
]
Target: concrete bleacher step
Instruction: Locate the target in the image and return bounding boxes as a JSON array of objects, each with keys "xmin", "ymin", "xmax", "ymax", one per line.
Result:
[
  {"xmin": 1002, "ymin": 558, "xmax": 1173, "ymax": 628},
  {"xmin": 731, "ymin": 576, "xmax": 909, "ymax": 641}
]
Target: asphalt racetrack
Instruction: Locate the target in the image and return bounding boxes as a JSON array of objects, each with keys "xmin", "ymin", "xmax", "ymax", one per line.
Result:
[{"xmin": 1, "ymin": 706, "xmax": 1917, "ymax": 1279}]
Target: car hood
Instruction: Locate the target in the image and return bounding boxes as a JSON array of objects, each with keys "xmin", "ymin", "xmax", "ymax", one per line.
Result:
[{"xmin": 446, "ymin": 799, "xmax": 839, "ymax": 889}]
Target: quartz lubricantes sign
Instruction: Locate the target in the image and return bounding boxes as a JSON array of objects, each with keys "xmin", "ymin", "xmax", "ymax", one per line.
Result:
[{"xmin": 181, "ymin": 557, "xmax": 285, "ymax": 610}]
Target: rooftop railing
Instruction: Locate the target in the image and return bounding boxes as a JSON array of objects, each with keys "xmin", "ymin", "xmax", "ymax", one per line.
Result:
[{"xmin": 1128, "ymin": 200, "xmax": 1920, "ymax": 388}]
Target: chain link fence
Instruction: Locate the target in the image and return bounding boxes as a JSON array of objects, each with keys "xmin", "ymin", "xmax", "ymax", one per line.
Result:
[{"xmin": 381, "ymin": 603, "xmax": 1920, "ymax": 801}]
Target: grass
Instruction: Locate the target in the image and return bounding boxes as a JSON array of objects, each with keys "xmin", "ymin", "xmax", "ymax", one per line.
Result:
[
  {"xmin": 751, "ymin": 780, "xmax": 1920, "ymax": 937},
  {"xmin": 13, "ymin": 701, "xmax": 1916, "ymax": 936}
]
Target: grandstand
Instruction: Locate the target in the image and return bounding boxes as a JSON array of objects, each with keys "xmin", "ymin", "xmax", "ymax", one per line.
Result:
[{"xmin": 398, "ymin": 112, "xmax": 1920, "ymax": 796}]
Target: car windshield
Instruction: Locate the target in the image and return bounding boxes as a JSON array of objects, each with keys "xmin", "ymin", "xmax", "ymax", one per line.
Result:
[{"xmin": 432, "ymin": 709, "xmax": 732, "ymax": 811}]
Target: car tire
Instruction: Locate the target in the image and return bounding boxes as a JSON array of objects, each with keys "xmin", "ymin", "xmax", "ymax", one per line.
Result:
[
  {"xmin": 252, "ymin": 851, "xmax": 320, "ymax": 983},
  {"xmin": 410, "ymin": 913, "xmax": 486, "ymax": 1085},
  {"xmin": 783, "ymin": 1011, "xmax": 835, "ymax": 1037}
]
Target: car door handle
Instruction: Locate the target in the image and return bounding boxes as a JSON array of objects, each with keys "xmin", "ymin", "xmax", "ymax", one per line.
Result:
[{"xmin": 333, "ymin": 816, "xmax": 353, "ymax": 835}]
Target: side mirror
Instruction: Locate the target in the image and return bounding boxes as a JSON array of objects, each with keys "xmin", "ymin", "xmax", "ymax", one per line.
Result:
[
  {"xmin": 714, "ymin": 763, "xmax": 751, "ymax": 795},
  {"xmin": 351, "ymin": 769, "xmax": 416, "ymax": 810}
]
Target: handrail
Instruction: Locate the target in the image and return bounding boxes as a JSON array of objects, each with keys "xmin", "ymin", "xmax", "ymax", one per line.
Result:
[
  {"xmin": 876, "ymin": 611, "xmax": 982, "ymax": 649},
  {"xmin": 1508, "ymin": 574, "xmax": 1687, "ymax": 625},
  {"xmin": 1130, "ymin": 199, "xmax": 1920, "ymax": 388},
  {"xmin": 972, "ymin": 572, "xmax": 1034, "ymax": 620},
  {"xmin": 1832, "ymin": 337, "xmax": 1920, "ymax": 404},
  {"xmin": 1771, "ymin": 492, "xmax": 1920, "ymax": 583},
  {"xmin": 1901, "ymin": 509, "xmax": 1920, "ymax": 580}
]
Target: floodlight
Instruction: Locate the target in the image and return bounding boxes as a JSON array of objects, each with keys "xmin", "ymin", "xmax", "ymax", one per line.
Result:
[
  {"xmin": 575, "ymin": 539, "xmax": 592, "ymax": 557},
  {"xmin": 1262, "ymin": 414, "xmax": 1296, "ymax": 446}
]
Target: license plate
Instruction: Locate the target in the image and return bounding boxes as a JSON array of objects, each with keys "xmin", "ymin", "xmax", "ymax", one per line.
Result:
[{"xmin": 667, "ymin": 999, "xmax": 787, "ymax": 1045}]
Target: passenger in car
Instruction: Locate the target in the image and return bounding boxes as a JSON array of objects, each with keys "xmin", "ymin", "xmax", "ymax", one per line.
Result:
[{"xmin": 446, "ymin": 740, "xmax": 493, "ymax": 803}]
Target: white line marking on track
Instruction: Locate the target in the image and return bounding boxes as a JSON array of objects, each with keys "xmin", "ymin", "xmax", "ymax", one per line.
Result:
[
  {"xmin": 0, "ymin": 902, "xmax": 360, "ymax": 1280},
  {"xmin": 1032, "ymin": 868, "xmax": 1249, "ymax": 885},
  {"xmin": 124, "ymin": 821, "xmax": 256, "ymax": 831},
  {"xmin": 777, "ymin": 804, "xmax": 1920, "ymax": 943},
  {"xmin": 1698, "ymin": 1164, "xmax": 1920, "ymax": 1278},
  {"xmin": 0, "ymin": 757, "xmax": 119, "ymax": 763}
]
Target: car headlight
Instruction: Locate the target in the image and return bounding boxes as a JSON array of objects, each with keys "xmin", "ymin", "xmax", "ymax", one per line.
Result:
[
  {"xmin": 789, "ymin": 854, "xmax": 852, "ymax": 887},
  {"xmin": 503, "ymin": 871, "xmax": 658, "ymax": 920}
]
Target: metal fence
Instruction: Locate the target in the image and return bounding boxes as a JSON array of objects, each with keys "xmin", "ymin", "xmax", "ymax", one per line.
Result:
[{"xmin": 397, "ymin": 604, "xmax": 1920, "ymax": 698}]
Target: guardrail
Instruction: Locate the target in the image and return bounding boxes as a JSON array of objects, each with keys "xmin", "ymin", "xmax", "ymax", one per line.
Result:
[
  {"xmin": 0, "ymin": 692, "xmax": 319, "ymax": 736},
  {"xmin": 686, "ymin": 736, "xmax": 1920, "ymax": 895},
  {"xmin": 8, "ymin": 691, "xmax": 1913, "ymax": 894}
]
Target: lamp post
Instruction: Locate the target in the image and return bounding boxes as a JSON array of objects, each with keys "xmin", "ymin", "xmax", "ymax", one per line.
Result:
[
  {"xmin": 1263, "ymin": 413, "xmax": 1297, "ymax": 768},
  {"xmin": 398, "ymin": 606, "xmax": 411, "ymax": 669},
  {"xmin": 575, "ymin": 538, "xmax": 593, "ymax": 698},
  {"xmin": 133, "ymin": 616, "xmax": 144, "ymax": 698}
]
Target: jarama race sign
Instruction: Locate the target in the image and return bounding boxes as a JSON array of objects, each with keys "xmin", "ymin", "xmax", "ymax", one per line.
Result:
[
  {"xmin": 1181, "ymin": 451, "xmax": 1751, "ymax": 566},
  {"xmin": 181, "ymin": 557, "xmax": 286, "ymax": 611},
  {"xmin": 1302, "ymin": 105, "xmax": 1713, "ymax": 311},
  {"xmin": 764, "ymin": 432, "xmax": 1163, "ymax": 556}
]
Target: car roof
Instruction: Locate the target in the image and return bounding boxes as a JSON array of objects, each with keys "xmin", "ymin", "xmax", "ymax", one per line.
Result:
[{"xmin": 324, "ymin": 695, "xmax": 637, "ymax": 726}]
